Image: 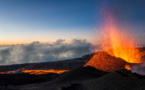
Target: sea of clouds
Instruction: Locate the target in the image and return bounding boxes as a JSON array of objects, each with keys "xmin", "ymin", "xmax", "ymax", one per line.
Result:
[{"xmin": 0, "ymin": 39, "xmax": 93, "ymax": 65}]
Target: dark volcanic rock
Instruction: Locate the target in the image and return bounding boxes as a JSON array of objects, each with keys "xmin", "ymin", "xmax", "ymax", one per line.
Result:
[
  {"xmin": 51, "ymin": 66, "xmax": 108, "ymax": 84},
  {"xmin": 14, "ymin": 66, "xmax": 108, "ymax": 90},
  {"xmin": 61, "ymin": 83, "xmax": 83, "ymax": 90},
  {"xmin": 10, "ymin": 67, "xmax": 145, "ymax": 90},
  {"xmin": 82, "ymin": 69, "xmax": 145, "ymax": 90},
  {"xmin": 0, "ymin": 73, "xmax": 59, "ymax": 86}
]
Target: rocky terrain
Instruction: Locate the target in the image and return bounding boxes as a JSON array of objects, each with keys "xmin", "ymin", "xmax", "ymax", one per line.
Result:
[{"xmin": 0, "ymin": 48, "xmax": 145, "ymax": 90}]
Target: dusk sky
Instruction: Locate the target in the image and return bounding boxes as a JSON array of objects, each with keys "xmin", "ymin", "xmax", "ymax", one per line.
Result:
[{"xmin": 0, "ymin": 0, "xmax": 145, "ymax": 45}]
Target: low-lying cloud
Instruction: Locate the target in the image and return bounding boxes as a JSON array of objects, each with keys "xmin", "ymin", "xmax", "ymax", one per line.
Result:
[
  {"xmin": 131, "ymin": 56, "xmax": 145, "ymax": 75},
  {"xmin": 0, "ymin": 39, "xmax": 93, "ymax": 65}
]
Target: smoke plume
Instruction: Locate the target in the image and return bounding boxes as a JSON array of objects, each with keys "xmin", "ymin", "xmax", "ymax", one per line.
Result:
[{"xmin": 131, "ymin": 55, "xmax": 145, "ymax": 75}]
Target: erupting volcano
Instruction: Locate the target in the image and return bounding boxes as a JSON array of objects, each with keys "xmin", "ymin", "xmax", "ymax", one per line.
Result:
[{"xmin": 86, "ymin": 14, "xmax": 143, "ymax": 72}]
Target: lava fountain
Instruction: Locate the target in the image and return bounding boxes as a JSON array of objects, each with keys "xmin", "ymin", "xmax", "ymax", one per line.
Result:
[{"xmin": 86, "ymin": 14, "xmax": 142, "ymax": 72}]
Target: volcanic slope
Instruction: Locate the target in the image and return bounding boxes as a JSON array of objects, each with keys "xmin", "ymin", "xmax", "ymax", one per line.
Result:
[
  {"xmin": 15, "ymin": 66, "xmax": 108, "ymax": 90},
  {"xmin": 82, "ymin": 69, "xmax": 145, "ymax": 90},
  {"xmin": 14, "ymin": 67, "xmax": 145, "ymax": 90}
]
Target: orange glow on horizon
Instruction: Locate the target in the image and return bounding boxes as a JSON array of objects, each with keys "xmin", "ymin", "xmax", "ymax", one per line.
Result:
[
  {"xmin": 0, "ymin": 39, "xmax": 94, "ymax": 45},
  {"xmin": 0, "ymin": 36, "xmax": 95, "ymax": 45},
  {"xmin": 0, "ymin": 40, "xmax": 59, "ymax": 45}
]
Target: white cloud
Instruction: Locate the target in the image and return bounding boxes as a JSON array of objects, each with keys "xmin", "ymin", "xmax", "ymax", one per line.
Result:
[{"xmin": 0, "ymin": 39, "xmax": 93, "ymax": 65}]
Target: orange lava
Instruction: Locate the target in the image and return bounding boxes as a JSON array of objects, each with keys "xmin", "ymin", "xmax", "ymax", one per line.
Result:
[
  {"xmin": 0, "ymin": 72, "xmax": 5, "ymax": 74},
  {"xmin": 22, "ymin": 69, "xmax": 69, "ymax": 75},
  {"xmin": 101, "ymin": 18, "xmax": 141, "ymax": 64},
  {"xmin": 0, "ymin": 69, "xmax": 69, "ymax": 75},
  {"xmin": 125, "ymin": 64, "xmax": 131, "ymax": 70},
  {"xmin": 86, "ymin": 14, "xmax": 142, "ymax": 71},
  {"xmin": 85, "ymin": 52, "xmax": 126, "ymax": 72}
]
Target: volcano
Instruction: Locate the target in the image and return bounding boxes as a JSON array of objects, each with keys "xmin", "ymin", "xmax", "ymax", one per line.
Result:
[
  {"xmin": 85, "ymin": 52, "xmax": 127, "ymax": 72},
  {"xmin": 0, "ymin": 9, "xmax": 144, "ymax": 90},
  {"xmin": 85, "ymin": 13, "xmax": 144, "ymax": 72},
  {"xmin": 0, "ymin": 48, "xmax": 144, "ymax": 90}
]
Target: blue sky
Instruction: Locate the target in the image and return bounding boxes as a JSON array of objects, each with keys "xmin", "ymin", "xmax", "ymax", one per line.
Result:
[
  {"xmin": 0, "ymin": 0, "xmax": 145, "ymax": 45},
  {"xmin": 0, "ymin": 0, "xmax": 98, "ymax": 44}
]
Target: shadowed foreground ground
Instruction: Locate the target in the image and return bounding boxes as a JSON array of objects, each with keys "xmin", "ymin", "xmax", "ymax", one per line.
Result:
[
  {"xmin": 0, "ymin": 66, "xmax": 145, "ymax": 90},
  {"xmin": 6, "ymin": 66, "xmax": 145, "ymax": 90}
]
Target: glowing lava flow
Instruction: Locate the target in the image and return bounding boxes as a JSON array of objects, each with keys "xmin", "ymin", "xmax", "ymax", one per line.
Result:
[
  {"xmin": 22, "ymin": 69, "xmax": 69, "ymax": 75},
  {"xmin": 86, "ymin": 14, "xmax": 142, "ymax": 71},
  {"xmin": 0, "ymin": 69, "xmax": 69, "ymax": 75}
]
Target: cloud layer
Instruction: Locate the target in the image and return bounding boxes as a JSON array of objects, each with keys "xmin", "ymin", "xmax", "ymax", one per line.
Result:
[{"xmin": 0, "ymin": 39, "xmax": 92, "ymax": 65}]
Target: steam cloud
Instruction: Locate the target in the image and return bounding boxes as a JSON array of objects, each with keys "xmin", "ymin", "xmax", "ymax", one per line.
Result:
[
  {"xmin": 0, "ymin": 39, "xmax": 92, "ymax": 65},
  {"xmin": 131, "ymin": 56, "xmax": 145, "ymax": 75}
]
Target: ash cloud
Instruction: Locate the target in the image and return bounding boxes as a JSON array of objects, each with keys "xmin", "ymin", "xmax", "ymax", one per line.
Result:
[{"xmin": 0, "ymin": 39, "xmax": 93, "ymax": 65}]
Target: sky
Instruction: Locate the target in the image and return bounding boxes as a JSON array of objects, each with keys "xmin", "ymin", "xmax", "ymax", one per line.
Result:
[
  {"xmin": 0, "ymin": 0, "xmax": 98, "ymax": 45},
  {"xmin": 0, "ymin": 0, "xmax": 145, "ymax": 65},
  {"xmin": 0, "ymin": 0, "xmax": 145, "ymax": 45}
]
